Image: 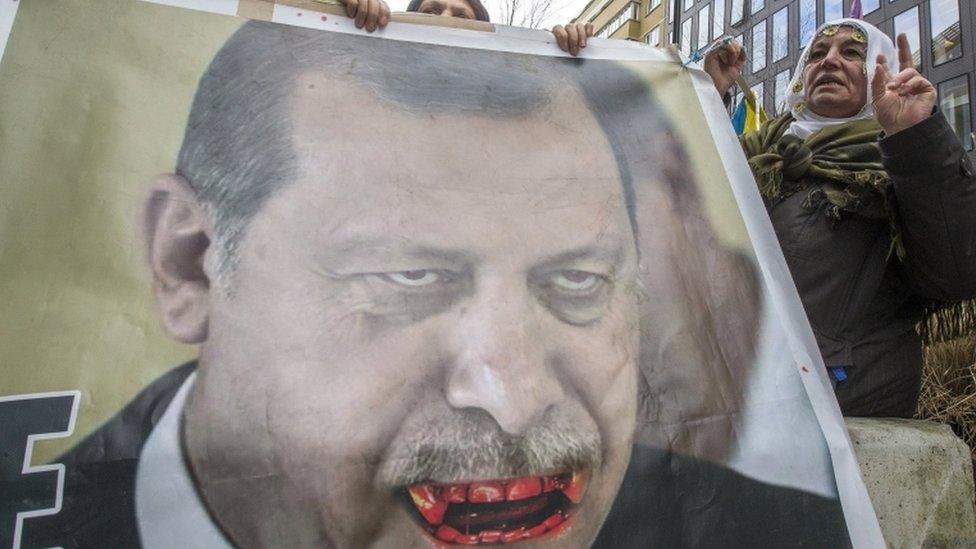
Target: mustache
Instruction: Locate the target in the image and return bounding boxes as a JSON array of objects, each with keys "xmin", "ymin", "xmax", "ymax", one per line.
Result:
[{"xmin": 379, "ymin": 406, "xmax": 602, "ymax": 487}]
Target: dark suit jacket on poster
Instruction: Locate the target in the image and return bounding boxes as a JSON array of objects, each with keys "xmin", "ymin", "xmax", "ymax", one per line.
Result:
[{"xmin": 20, "ymin": 364, "xmax": 850, "ymax": 548}]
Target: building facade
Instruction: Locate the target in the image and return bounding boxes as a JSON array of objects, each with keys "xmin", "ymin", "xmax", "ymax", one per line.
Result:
[
  {"xmin": 572, "ymin": 0, "xmax": 974, "ymax": 152},
  {"xmin": 571, "ymin": 0, "xmax": 668, "ymax": 47}
]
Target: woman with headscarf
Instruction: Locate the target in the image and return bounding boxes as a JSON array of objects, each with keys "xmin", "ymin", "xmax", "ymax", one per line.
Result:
[{"xmin": 704, "ymin": 19, "xmax": 976, "ymax": 418}]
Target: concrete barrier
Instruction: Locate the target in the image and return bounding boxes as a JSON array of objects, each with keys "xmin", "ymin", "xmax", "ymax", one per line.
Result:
[{"xmin": 847, "ymin": 418, "xmax": 976, "ymax": 548}]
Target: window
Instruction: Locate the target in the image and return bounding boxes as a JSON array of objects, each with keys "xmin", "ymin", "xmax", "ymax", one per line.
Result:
[
  {"xmin": 824, "ymin": 0, "xmax": 842, "ymax": 23},
  {"xmin": 752, "ymin": 19, "xmax": 766, "ymax": 72},
  {"xmin": 713, "ymin": 0, "xmax": 725, "ymax": 38},
  {"xmin": 771, "ymin": 7, "xmax": 788, "ymax": 61},
  {"xmin": 699, "ymin": 4, "xmax": 711, "ymax": 48},
  {"xmin": 730, "ymin": 0, "xmax": 744, "ymax": 25},
  {"xmin": 862, "ymin": 0, "xmax": 879, "ymax": 14},
  {"xmin": 930, "ymin": 0, "xmax": 962, "ymax": 66},
  {"xmin": 645, "ymin": 25, "xmax": 661, "ymax": 46},
  {"xmin": 682, "ymin": 0, "xmax": 692, "ymax": 12},
  {"xmin": 893, "ymin": 7, "xmax": 921, "ymax": 69},
  {"xmin": 681, "ymin": 17, "xmax": 693, "ymax": 55},
  {"xmin": 799, "ymin": 0, "xmax": 817, "ymax": 49},
  {"xmin": 596, "ymin": 2, "xmax": 637, "ymax": 39},
  {"xmin": 774, "ymin": 69, "xmax": 791, "ymax": 114},
  {"xmin": 939, "ymin": 76, "xmax": 973, "ymax": 150},
  {"xmin": 753, "ymin": 81, "xmax": 765, "ymax": 112},
  {"xmin": 752, "ymin": 0, "xmax": 764, "ymax": 15},
  {"xmin": 583, "ymin": 0, "xmax": 616, "ymax": 23},
  {"xmin": 646, "ymin": 0, "xmax": 661, "ymax": 15}
]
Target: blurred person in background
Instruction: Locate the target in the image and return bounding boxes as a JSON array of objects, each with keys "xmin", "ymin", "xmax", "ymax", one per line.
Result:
[{"xmin": 339, "ymin": 0, "xmax": 488, "ymax": 32}]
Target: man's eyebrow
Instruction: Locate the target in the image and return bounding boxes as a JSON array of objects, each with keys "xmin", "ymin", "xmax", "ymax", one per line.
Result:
[
  {"xmin": 421, "ymin": 0, "xmax": 446, "ymax": 9},
  {"xmin": 533, "ymin": 242, "xmax": 626, "ymax": 272},
  {"xmin": 325, "ymin": 236, "xmax": 476, "ymax": 265}
]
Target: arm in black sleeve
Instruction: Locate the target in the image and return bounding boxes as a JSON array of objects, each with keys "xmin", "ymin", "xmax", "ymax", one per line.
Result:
[{"xmin": 880, "ymin": 110, "xmax": 976, "ymax": 301}]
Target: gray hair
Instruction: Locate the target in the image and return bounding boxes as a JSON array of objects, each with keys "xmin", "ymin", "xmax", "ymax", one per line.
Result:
[{"xmin": 177, "ymin": 21, "xmax": 689, "ymax": 276}]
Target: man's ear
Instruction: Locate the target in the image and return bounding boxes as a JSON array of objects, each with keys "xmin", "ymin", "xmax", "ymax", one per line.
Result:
[{"xmin": 143, "ymin": 174, "xmax": 213, "ymax": 344}]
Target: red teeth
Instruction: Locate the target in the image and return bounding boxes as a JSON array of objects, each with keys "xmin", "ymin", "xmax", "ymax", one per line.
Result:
[
  {"xmin": 542, "ymin": 512, "xmax": 564, "ymax": 530},
  {"xmin": 409, "ymin": 473, "xmax": 585, "ymax": 544},
  {"xmin": 478, "ymin": 530, "xmax": 502, "ymax": 543},
  {"xmin": 500, "ymin": 527, "xmax": 526, "ymax": 543},
  {"xmin": 468, "ymin": 481, "xmax": 505, "ymax": 503},
  {"xmin": 562, "ymin": 471, "xmax": 588, "ymax": 505},
  {"xmin": 526, "ymin": 522, "xmax": 548, "ymax": 537},
  {"xmin": 435, "ymin": 525, "xmax": 462, "ymax": 542},
  {"xmin": 505, "ymin": 477, "xmax": 542, "ymax": 501},
  {"xmin": 408, "ymin": 485, "xmax": 448, "ymax": 525},
  {"xmin": 445, "ymin": 484, "xmax": 468, "ymax": 503}
]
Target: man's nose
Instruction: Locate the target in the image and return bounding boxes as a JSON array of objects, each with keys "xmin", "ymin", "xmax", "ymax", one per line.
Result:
[{"xmin": 445, "ymin": 280, "xmax": 562, "ymax": 436}]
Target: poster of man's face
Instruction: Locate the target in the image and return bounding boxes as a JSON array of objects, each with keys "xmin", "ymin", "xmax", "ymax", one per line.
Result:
[
  {"xmin": 168, "ymin": 21, "xmax": 644, "ymax": 547},
  {"xmin": 0, "ymin": 1, "xmax": 878, "ymax": 548}
]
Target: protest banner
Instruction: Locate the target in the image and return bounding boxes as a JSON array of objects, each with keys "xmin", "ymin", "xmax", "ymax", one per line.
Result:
[{"xmin": 0, "ymin": 1, "xmax": 882, "ymax": 546}]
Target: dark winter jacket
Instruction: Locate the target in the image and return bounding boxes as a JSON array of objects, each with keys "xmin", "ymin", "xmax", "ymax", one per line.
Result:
[{"xmin": 761, "ymin": 112, "xmax": 976, "ymax": 417}]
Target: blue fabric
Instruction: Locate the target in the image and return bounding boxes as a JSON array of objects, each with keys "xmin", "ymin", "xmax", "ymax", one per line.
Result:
[
  {"xmin": 829, "ymin": 366, "xmax": 848, "ymax": 382},
  {"xmin": 731, "ymin": 98, "xmax": 747, "ymax": 135}
]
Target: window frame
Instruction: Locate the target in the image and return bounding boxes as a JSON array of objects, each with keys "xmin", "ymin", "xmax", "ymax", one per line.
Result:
[{"xmin": 938, "ymin": 73, "xmax": 974, "ymax": 151}]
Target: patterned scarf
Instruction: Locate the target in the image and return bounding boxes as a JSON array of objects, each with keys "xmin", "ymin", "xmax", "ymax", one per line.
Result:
[{"xmin": 743, "ymin": 112, "xmax": 897, "ymax": 247}]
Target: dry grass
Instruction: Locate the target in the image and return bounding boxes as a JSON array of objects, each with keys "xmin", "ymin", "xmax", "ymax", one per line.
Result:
[{"xmin": 917, "ymin": 335, "xmax": 976, "ymax": 459}]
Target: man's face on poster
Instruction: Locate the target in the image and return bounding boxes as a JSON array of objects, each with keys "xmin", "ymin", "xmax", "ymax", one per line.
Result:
[{"xmin": 178, "ymin": 71, "xmax": 641, "ymax": 547}]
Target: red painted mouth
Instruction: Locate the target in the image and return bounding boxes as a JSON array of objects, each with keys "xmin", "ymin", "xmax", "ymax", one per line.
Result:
[{"xmin": 404, "ymin": 471, "xmax": 588, "ymax": 545}]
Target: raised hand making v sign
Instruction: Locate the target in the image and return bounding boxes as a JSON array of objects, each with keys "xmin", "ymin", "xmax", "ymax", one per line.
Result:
[{"xmin": 872, "ymin": 34, "xmax": 937, "ymax": 136}]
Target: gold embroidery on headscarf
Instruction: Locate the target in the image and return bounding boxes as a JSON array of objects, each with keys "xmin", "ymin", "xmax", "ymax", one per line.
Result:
[
  {"xmin": 792, "ymin": 81, "xmax": 803, "ymax": 93},
  {"xmin": 794, "ymin": 103, "xmax": 806, "ymax": 112},
  {"xmin": 820, "ymin": 25, "xmax": 839, "ymax": 37},
  {"xmin": 851, "ymin": 28, "xmax": 867, "ymax": 43}
]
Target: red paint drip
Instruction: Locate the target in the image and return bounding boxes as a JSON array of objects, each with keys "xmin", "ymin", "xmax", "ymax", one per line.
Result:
[
  {"xmin": 296, "ymin": 11, "xmax": 303, "ymax": 16},
  {"xmin": 801, "ymin": 366, "xmax": 809, "ymax": 373}
]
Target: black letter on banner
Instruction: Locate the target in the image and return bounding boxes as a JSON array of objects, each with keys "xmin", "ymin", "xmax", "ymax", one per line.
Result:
[{"xmin": 0, "ymin": 391, "xmax": 79, "ymax": 549}]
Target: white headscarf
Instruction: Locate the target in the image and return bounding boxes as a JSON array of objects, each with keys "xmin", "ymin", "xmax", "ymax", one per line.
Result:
[{"xmin": 785, "ymin": 18, "xmax": 898, "ymax": 139}]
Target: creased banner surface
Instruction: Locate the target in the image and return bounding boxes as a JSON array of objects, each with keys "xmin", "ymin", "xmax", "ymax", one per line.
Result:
[{"xmin": 0, "ymin": 1, "xmax": 882, "ymax": 547}]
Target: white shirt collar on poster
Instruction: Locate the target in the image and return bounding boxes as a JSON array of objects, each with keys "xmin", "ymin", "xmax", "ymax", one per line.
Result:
[{"xmin": 134, "ymin": 374, "xmax": 233, "ymax": 549}]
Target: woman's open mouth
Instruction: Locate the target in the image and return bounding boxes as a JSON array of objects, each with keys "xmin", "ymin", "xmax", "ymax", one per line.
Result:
[{"xmin": 402, "ymin": 471, "xmax": 588, "ymax": 544}]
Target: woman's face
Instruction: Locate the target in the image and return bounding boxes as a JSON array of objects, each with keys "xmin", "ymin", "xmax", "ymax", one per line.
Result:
[{"xmin": 802, "ymin": 27, "xmax": 869, "ymax": 118}]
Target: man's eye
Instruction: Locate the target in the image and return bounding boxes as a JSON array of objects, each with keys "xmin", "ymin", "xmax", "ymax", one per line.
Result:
[
  {"xmin": 531, "ymin": 269, "xmax": 613, "ymax": 326},
  {"xmin": 548, "ymin": 270, "xmax": 604, "ymax": 292},
  {"xmin": 379, "ymin": 270, "xmax": 445, "ymax": 287}
]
